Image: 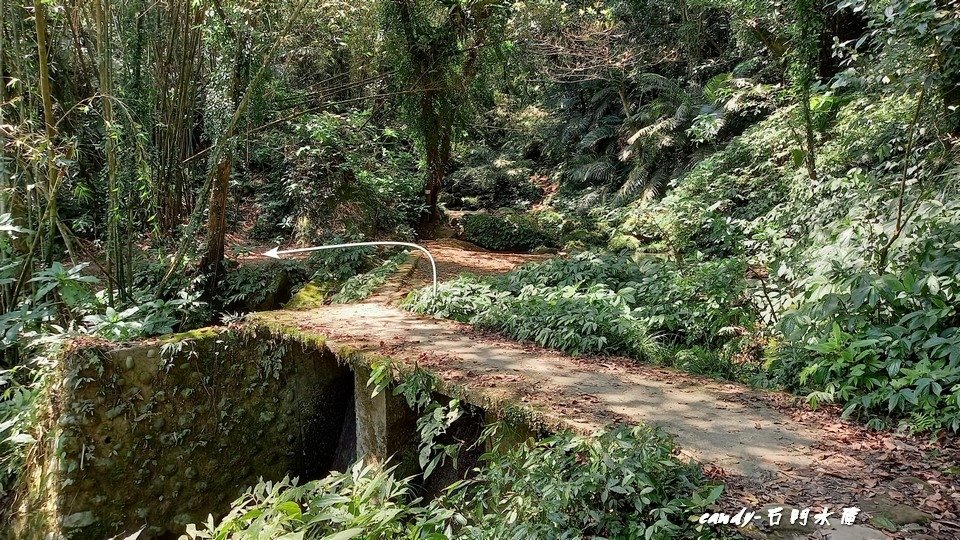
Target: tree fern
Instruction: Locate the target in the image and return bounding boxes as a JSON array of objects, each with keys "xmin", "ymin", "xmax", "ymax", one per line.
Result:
[
  {"xmin": 565, "ymin": 156, "xmax": 619, "ymax": 186},
  {"xmin": 579, "ymin": 124, "xmax": 618, "ymax": 150}
]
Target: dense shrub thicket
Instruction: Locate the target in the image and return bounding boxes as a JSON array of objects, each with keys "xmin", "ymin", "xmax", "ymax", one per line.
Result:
[
  {"xmin": 248, "ymin": 112, "xmax": 423, "ymax": 244},
  {"xmin": 613, "ymin": 90, "xmax": 960, "ymax": 432},
  {"xmin": 445, "ymin": 149, "xmax": 544, "ymax": 211}
]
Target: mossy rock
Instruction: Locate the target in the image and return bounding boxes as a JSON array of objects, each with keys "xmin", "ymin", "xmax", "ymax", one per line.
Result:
[
  {"xmin": 607, "ymin": 233, "xmax": 640, "ymax": 252},
  {"xmin": 860, "ymin": 495, "xmax": 931, "ymax": 528},
  {"xmin": 286, "ymin": 280, "xmax": 338, "ymax": 309}
]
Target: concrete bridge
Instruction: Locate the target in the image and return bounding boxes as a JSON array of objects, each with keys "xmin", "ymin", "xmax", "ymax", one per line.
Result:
[{"xmin": 18, "ymin": 239, "xmax": 943, "ymax": 539}]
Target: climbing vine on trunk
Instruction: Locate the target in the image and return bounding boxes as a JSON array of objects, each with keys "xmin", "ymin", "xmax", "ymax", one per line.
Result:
[{"xmin": 384, "ymin": 0, "xmax": 506, "ymax": 225}]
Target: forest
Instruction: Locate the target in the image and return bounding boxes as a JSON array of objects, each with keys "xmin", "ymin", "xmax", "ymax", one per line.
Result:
[{"xmin": 1, "ymin": 0, "xmax": 959, "ymax": 538}]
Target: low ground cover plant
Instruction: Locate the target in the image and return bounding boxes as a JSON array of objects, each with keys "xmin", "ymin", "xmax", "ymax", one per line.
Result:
[{"xmin": 183, "ymin": 424, "xmax": 721, "ymax": 540}]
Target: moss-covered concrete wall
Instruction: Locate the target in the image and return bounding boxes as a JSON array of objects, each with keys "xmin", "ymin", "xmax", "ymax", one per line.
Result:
[
  {"xmin": 9, "ymin": 314, "xmax": 549, "ymax": 540},
  {"xmin": 15, "ymin": 327, "xmax": 354, "ymax": 539}
]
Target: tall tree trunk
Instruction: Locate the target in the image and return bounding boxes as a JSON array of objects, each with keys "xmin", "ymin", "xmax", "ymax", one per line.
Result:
[
  {"xmin": 418, "ymin": 91, "xmax": 454, "ymax": 226},
  {"xmin": 201, "ymin": 16, "xmax": 246, "ymax": 289},
  {"xmin": 791, "ymin": 0, "xmax": 820, "ymax": 181},
  {"xmin": 202, "ymin": 154, "xmax": 231, "ymax": 285},
  {"xmin": 420, "ymin": 89, "xmax": 441, "ymax": 225}
]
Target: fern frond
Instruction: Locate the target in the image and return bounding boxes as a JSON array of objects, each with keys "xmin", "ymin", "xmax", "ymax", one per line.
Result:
[
  {"xmin": 631, "ymin": 72, "xmax": 680, "ymax": 94},
  {"xmin": 617, "ymin": 161, "xmax": 651, "ymax": 201},
  {"xmin": 589, "ymin": 86, "xmax": 620, "ymax": 106},
  {"xmin": 566, "ymin": 157, "xmax": 617, "ymax": 186},
  {"xmin": 579, "ymin": 125, "xmax": 617, "ymax": 150}
]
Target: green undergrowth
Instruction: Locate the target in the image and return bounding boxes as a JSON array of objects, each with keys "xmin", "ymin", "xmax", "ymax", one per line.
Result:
[
  {"xmin": 331, "ymin": 251, "xmax": 411, "ymax": 303},
  {"xmin": 285, "ymin": 247, "xmax": 408, "ymax": 308},
  {"xmin": 220, "ymin": 260, "xmax": 313, "ymax": 312},
  {"xmin": 0, "ymin": 357, "xmax": 52, "ymax": 501},
  {"xmin": 458, "ymin": 213, "xmax": 556, "ymax": 253},
  {"xmin": 457, "ymin": 207, "xmax": 609, "ymax": 254},
  {"xmin": 184, "ymin": 427, "xmax": 722, "ymax": 540},
  {"xmin": 616, "ymin": 90, "xmax": 960, "ymax": 432},
  {"xmin": 412, "ymin": 88, "xmax": 960, "ymax": 433},
  {"xmin": 444, "ymin": 145, "xmax": 545, "ymax": 211},
  {"xmin": 247, "ymin": 111, "xmax": 423, "ymax": 244},
  {"xmin": 405, "ymin": 251, "xmax": 757, "ymax": 379},
  {"xmin": 446, "ymin": 425, "xmax": 722, "ymax": 540}
]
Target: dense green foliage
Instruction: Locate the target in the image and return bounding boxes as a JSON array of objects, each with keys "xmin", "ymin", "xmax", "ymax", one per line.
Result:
[
  {"xmin": 0, "ymin": 362, "xmax": 48, "ymax": 495},
  {"xmin": 407, "ymin": 252, "xmax": 755, "ymax": 377},
  {"xmin": 459, "ymin": 213, "xmax": 554, "ymax": 253},
  {"xmin": 3, "ymin": 0, "xmax": 960, "ymax": 533},
  {"xmin": 331, "ymin": 252, "xmax": 410, "ymax": 303},
  {"xmin": 183, "ymin": 425, "xmax": 720, "ymax": 540},
  {"xmin": 601, "ymin": 86, "xmax": 958, "ymax": 430},
  {"xmin": 450, "ymin": 425, "xmax": 720, "ymax": 539},
  {"xmin": 248, "ymin": 112, "xmax": 423, "ymax": 244},
  {"xmin": 182, "ymin": 464, "xmax": 453, "ymax": 539}
]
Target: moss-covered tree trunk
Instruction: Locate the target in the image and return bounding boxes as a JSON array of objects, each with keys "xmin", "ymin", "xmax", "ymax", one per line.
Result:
[
  {"xmin": 389, "ymin": 0, "xmax": 497, "ymax": 229},
  {"xmin": 420, "ymin": 88, "xmax": 452, "ymax": 226},
  {"xmin": 200, "ymin": 14, "xmax": 245, "ymax": 290}
]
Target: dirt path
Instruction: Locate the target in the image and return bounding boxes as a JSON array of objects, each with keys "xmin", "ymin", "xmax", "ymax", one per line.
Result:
[
  {"xmin": 414, "ymin": 238, "xmax": 551, "ymax": 280},
  {"xmin": 257, "ymin": 240, "xmax": 958, "ymax": 539},
  {"xmin": 364, "ymin": 238, "xmax": 549, "ymax": 304}
]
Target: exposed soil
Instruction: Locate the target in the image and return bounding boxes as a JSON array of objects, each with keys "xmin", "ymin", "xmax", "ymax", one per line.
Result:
[
  {"xmin": 364, "ymin": 238, "xmax": 549, "ymax": 304},
  {"xmin": 413, "ymin": 238, "xmax": 550, "ymax": 280}
]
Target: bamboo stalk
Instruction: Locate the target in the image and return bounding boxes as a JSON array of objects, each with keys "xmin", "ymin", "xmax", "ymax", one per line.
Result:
[
  {"xmin": 92, "ymin": 0, "xmax": 123, "ymax": 304},
  {"xmin": 159, "ymin": 0, "xmax": 312, "ymax": 290},
  {"xmin": 34, "ymin": 0, "xmax": 59, "ymax": 268}
]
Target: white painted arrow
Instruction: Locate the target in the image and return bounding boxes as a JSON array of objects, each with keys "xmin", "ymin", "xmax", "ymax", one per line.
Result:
[{"xmin": 264, "ymin": 241, "xmax": 437, "ymax": 295}]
